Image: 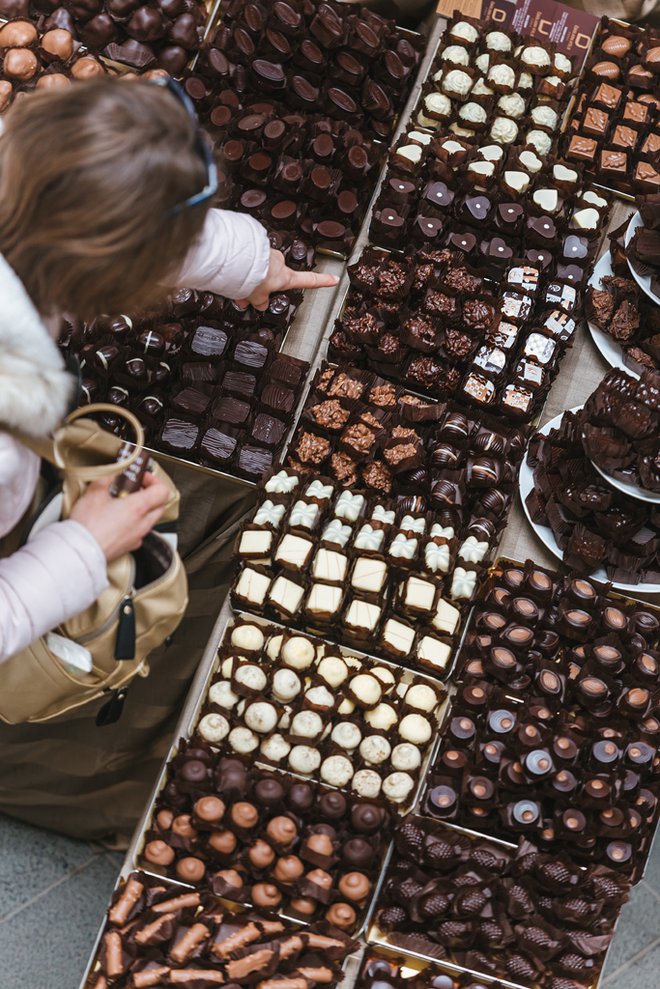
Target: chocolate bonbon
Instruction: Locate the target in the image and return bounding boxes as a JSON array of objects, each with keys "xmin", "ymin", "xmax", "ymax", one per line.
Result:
[
  {"xmin": 141, "ymin": 740, "xmax": 391, "ymax": 931},
  {"xmin": 193, "ymin": 616, "xmax": 445, "ymax": 808}
]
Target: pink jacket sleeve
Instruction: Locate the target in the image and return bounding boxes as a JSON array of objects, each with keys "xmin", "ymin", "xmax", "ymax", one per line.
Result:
[
  {"xmin": 0, "ymin": 436, "xmax": 109, "ymax": 663},
  {"xmin": 170, "ymin": 208, "xmax": 271, "ymax": 298}
]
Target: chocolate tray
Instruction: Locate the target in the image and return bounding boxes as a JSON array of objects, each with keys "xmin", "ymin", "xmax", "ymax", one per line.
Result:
[
  {"xmin": 132, "ymin": 745, "xmax": 397, "ymax": 937},
  {"xmin": 356, "ymin": 944, "xmax": 508, "ymax": 989},
  {"xmin": 79, "ymin": 868, "xmax": 365, "ymax": 989},
  {"xmin": 174, "ymin": 610, "xmax": 450, "ymax": 815}
]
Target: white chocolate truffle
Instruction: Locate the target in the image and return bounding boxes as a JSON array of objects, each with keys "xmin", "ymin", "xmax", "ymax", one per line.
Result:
[
  {"xmin": 305, "ymin": 685, "xmax": 335, "ymax": 710},
  {"xmin": 382, "ymin": 772, "xmax": 415, "ymax": 804},
  {"xmin": 266, "ymin": 634, "xmax": 283, "ymax": 661},
  {"xmin": 441, "ymin": 44, "xmax": 470, "ymax": 65},
  {"xmin": 459, "ymin": 101, "xmax": 487, "ymax": 125},
  {"xmin": 490, "ymin": 116, "xmax": 519, "ymax": 143},
  {"xmin": 265, "ymin": 470, "xmax": 299, "ymax": 494},
  {"xmin": 487, "ymin": 64, "xmax": 515, "ymax": 89},
  {"xmin": 396, "ymin": 143, "xmax": 422, "ymax": 164},
  {"xmin": 253, "ymin": 500, "xmax": 286, "ymax": 528},
  {"xmin": 349, "ymin": 673, "xmax": 382, "ymax": 707},
  {"xmin": 407, "ymin": 130, "xmax": 432, "ymax": 146},
  {"xmin": 450, "ymin": 566, "xmax": 478, "ymax": 600},
  {"xmin": 288, "ymin": 745, "xmax": 321, "ymax": 775},
  {"xmin": 352, "ymin": 769, "xmax": 382, "ymax": 798},
  {"xmin": 526, "ymin": 128, "xmax": 552, "ymax": 155},
  {"xmin": 359, "ymin": 734, "xmax": 392, "ymax": 765},
  {"xmin": 399, "ymin": 713, "xmax": 433, "ymax": 745},
  {"xmin": 474, "ymin": 52, "xmax": 490, "ymax": 74},
  {"xmin": 497, "ymin": 93, "xmax": 526, "ymax": 118},
  {"xmin": 471, "ymin": 79, "xmax": 493, "ymax": 97},
  {"xmin": 331, "ymin": 721, "xmax": 362, "ymax": 751},
  {"xmin": 521, "ymin": 45, "xmax": 551, "ymax": 70},
  {"xmin": 423, "ymin": 92, "xmax": 451, "ymax": 118},
  {"xmin": 533, "ymin": 188, "xmax": 559, "ymax": 213},
  {"xmin": 278, "ymin": 709, "xmax": 291, "ymax": 731},
  {"xmin": 245, "ymin": 701, "xmax": 279, "ymax": 734},
  {"xmin": 458, "ymin": 535, "xmax": 489, "ymax": 564},
  {"xmin": 518, "ymin": 71, "xmax": 533, "ymax": 89},
  {"xmin": 531, "ymin": 105, "xmax": 558, "ymax": 130},
  {"xmin": 432, "ymin": 598, "xmax": 461, "ymax": 635},
  {"xmin": 404, "ymin": 683, "xmax": 438, "ymax": 713},
  {"xmin": 281, "ymin": 635, "xmax": 315, "ymax": 669},
  {"xmin": 442, "ymin": 68, "xmax": 472, "ymax": 97},
  {"xmin": 229, "ymin": 726, "xmax": 259, "ymax": 754},
  {"xmin": 334, "ymin": 491, "xmax": 365, "ymax": 521},
  {"xmin": 371, "ymin": 666, "xmax": 396, "ymax": 690},
  {"xmin": 392, "ymin": 743, "xmax": 422, "ymax": 772},
  {"xmin": 504, "ymin": 170, "xmax": 530, "ymax": 194},
  {"xmin": 553, "ymin": 163, "xmax": 578, "ymax": 185},
  {"xmin": 553, "ymin": 51, "xmax": 572, "ymax": 75},
  {"xmin": 364, "ymin": 703, "xmax": 398, "ymax": 731},
  {"xmin": 320, "ymin": 754, "xmax": 354, "ymax": 787},
  {"xmin": 519, "ymin": 149, "xmax": 543, "ymax": 173},
  {"xmin": 338, "ymin": 698, "xmax": 356, "ymax": 716},
  {"xmin": 485, "ymin": 30, "xmax": 511, "ymax": 52},
  {"xmin": 260, "ymin": 733, "xmax": 290, "ymax": 762},
  {"xmin": 231, "ymin": 623, "xmax": 264, "ymax": 652},
  {"xmin": 234, "ymin": 568, "xmax": 271, "ymax": 606},
  {"xmin": 479, "ymin": 144, "xmax": 504, "ymax": 162},
  {"xmin": 316, "ymin": 655, "xmax": 349, "ymax": 687},
  {"xmin": 234, "ymin": 664, "xmax": 268, "ymax": 693},
  {"xmin": 272, "ymin": 668, "xmax": 302, "ymax": 703},
  {"xmin": 304, "ymin": 480, "xmax": 333, "ymax": 501},
  {"xmin": 208, "ymin": 680, "xmax": 240, "ymax": 709},
  {"xmin": 581, "ymin": 189, "xmax": 608, "ymax": 208},
  {"xmin": 198, "ymin": 713, "xmax": 230, "ymax": 744},
  {"xmin": 291, "ymin": 710, "xmax": 323, "ymax": 739},
  {"xmin": 450, "ymin": 20, "xmax": 478, "ymax": 43}
]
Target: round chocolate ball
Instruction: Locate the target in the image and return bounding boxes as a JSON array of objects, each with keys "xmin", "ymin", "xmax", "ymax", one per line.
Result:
[
  {"xmin": 3, "ymin": 48, "xmax": 38, "ymax": 81},
  {"xmin": 266, "ymin": 815, "xmax": 298, "ymax": 847},
  {"xmin": 176, "ymin": 856, "xmax": 205, "ymax": 883},
  {"xmin": 307, "ymin": 868, "xmax": 333, "ymax": 890},
  {"xmin": 156, "ymin": 44, "xmax": 188, "ymax": 75},
  {"xmin": 230, "ymin": 801, "xmax": 259, "ymax": 829},
  {"xmin": 287, "ymin": 782, "xmax": 315, "ymax": 812},
  {"xmin": 171, "ymin": 814, "xmax": 197, "ymax": 839},
  {"xmin": 80, "ymin": 14, "xmax": 116, "ymax": 49},
  {"xmin": 289, "ymin": 896, "xmax": 317, "ymax": 916},
  {"xmin": 144, "ymin": 839, "xmax": 175, "ymax": 866},
  {"xmin": 179, "ymin": 759, "xmax": 208, "ymax": 784},
  {"xmin": 338, "ymin": 871, "xmax": 371, "ymax": 902},
  {"xmin": 342, "ymin": 837, "xmax": 374, "ymax": 869},
  {"xmin": 273, "ymin": 854, "xmax": 304, "ymax": 883},
  {"xmin": 252, "ymin": 882, "xmax": 282, "ymax": 908},
  {"xmin": 40, "ymin": 28, "xmax": 74, "ymax": 61},
  {"xmin": 168, "ymin": 11, "xmax": 199, "ymax": 48},
  {"xmin": 127, "ymin": 6, "xmax": 166, "ymax": 42},
  {"xmin": 70, "ymin": 56, "xmax": 106, "ymax": 79},
  {"xmin": 0, "ymin": 19, "xmax": 37, "ymax": 47},
  {"xmin": 107, "ymin": 0, "xmax": 141, "ymax": 14},
  {"xmin": 325, "ymin": 902, "xmax": 356, "ymax": 930},
  {"xmin": 350, "ymin": 804, "xmax": 383, "ymax": 834},
  {"xmin": 158, "ymin": 0, "xmax": 185, "ymax": 16},
  {"xmin": 319, "ymin": 790, "xmax": 347, "ymax": 820},
  {"xmin": 254, "ymin": 777, "xmax": 286, "ymax": 808},
  {"xmin": 194, "ymin": 796, "xmax": 225, "ymax": 823},
  {"xmin": 0, "ymin": 80, "xmax": 12, "ymax": 110},
  {"xmin": 35, "ymin": 72, "xmax": 70, "ymax": 89},
  {"xmin": 156, "ymin": 808, "xmax": 174, "ymax": 831},
  {"xmin": 214, "ymin": 868, "xmax": 244, "ymax": 889},
  {"xmin": 304, "ymin": 832, "xmax": 334, "ymax": 858},
  {"xmin": 208, "ymin": 830, "xmax": 237, "ymax": 855},
  {"xmin": 248, "ymin": 839, "xmax": 275, "ymax": 869},
  {"xmin": 0, "ymin": 0, "xmax": 30, "ymax": 17}
]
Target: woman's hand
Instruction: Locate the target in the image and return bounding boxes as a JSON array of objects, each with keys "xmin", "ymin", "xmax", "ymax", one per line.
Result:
[
  {"xmin": 236, "ymin": 249, "xmax": 339, "ymax": 311},
  {"xmin": 70, "ymin": 473, "xmax": 170, "ymax": 563}
]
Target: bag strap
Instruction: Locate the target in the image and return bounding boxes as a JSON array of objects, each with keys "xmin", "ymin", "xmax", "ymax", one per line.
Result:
[
  {"xmin": 54, "ymin": 403, "xmax": 145, "ymax": 481},
  {"xmin": 4, "ymin": 404, "xmax": 145, "ymax": 482}
]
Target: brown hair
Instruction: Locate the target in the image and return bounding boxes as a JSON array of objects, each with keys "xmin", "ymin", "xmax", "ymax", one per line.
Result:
[{"xmin": 0, "ymin": 78, "xmax": 210, "ymax": 318}]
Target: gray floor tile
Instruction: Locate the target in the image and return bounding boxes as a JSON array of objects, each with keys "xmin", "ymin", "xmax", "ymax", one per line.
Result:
[
  {"xmin": 602, "ymin": 935, "xmax": 660, "ymax": 988},
  {"xmin": 0, "ymin": 813, "xmax": 96, "ymax": 921},
  {"xmin": 0, "ymin": 853, "xmax": 119, "ymax": 989},
  {"xmin": 636, "ymin": 828, "xmax": 660, "ymax": 894},
  {"xmin": 601, "ymin": 881, "xmax": 660, "ymax": 980}
]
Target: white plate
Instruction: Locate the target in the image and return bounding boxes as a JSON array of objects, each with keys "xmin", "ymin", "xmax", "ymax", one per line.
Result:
[
  {"xmin": 625, "ymin": 210, "xmax": 660, "ymax": 306},
  {"xmin": 519, "ymin": 408, "xmax": 660, "ymax": 594},
  {"xmin": 586, "ymin": 251, "xmax": 639, "ymax": 378},
  {"xmin": 591, "ymin": 459, "xmax": 660, "ymax": 505}
]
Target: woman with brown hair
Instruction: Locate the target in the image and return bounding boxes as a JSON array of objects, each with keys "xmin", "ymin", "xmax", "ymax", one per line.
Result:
[{"xmin": 0, "ymin": 77, "xmax": 337, "ymax": 839}]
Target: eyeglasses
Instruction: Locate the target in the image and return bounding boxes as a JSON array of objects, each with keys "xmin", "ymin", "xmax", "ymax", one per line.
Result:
[{"xmin": 151, "ymin": 75, "xmax": 218, "ymax": 216}]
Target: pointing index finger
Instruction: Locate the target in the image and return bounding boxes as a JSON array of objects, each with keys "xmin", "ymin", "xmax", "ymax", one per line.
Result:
[{"xmin": 285, "ymin": 270, "xmax": 340, "ymax": 292}]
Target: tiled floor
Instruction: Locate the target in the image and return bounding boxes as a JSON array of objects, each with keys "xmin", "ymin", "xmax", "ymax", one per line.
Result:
[{"xmin": 0, "ymin": 812, "xmax": 658, "ymax": 989}]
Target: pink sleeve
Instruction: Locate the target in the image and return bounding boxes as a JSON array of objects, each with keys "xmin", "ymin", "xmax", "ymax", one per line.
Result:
[
  {"xmin": 0, "ymin": 519, "xmax": 108, "ymax": 662},
  {"xmin": 169, "ymin": 208, "xmax": 271, "ymax": 299}
]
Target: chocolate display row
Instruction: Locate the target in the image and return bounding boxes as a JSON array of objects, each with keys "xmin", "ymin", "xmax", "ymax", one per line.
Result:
[
  {"xmin": 562, "ymin": 17, "xmax": 660, "ymax": 194},
  {"xmin": 232, "ymin": 471, "xmax": 476, "ymax": 673},
  {"xmin": 587, "ymin": 218, "xmax": 660, "ymax": 376},
  {"xmin": 86, "ymin": 870, "xmax": 358, "ymax": 988},
  {"xmin": 0, "ymin": 18, "xmax": 117, "ymax": 106},
  {"xmin": 358, "ymin": 952, "xmax": 509, "ymax": 989},
  {"xmin": 414, "ymin": 13, "xmax": 577, "ymax": 150},
  {"xmin": 581, "ymin": 367, "xmax": 660, "ymax": 493},
  {"xmin": 526, "ymin": 409, "xmax": 660, "ymax": 582},
  {"xmin": 627, "ymin": 191, "xmax": 660, "ymax": 290},
  {"xmin": 285, "ymin": 363, "xmax": 527, "ymax": 497},
  {"xmin": 58, "ymin": 288, "xmax": 308, "ymax": 480},
  {"xmin": 369, "ymin": 126, "xmax": 611, "ymax": 266},
  {"xmin": 140, "ymin": 739, "xmax": 392, "ymax": 933},
  {"xmin": 0, "ymin": 0, "xmax": 209, "ymax": 74},
  {"xmin": 329, "ymin": 246, "xmax": 581, "ymax": 422},
  {"xmin": 373, "ymin": 817, "xmax": 628, "ymax": 989},
  {"xmin": 192, "ymin": 616, "xmax": 445, "ymax": 809},
  {"xmin": 423, "ymin": 559, "xmax": 660, "ymax": 875}
]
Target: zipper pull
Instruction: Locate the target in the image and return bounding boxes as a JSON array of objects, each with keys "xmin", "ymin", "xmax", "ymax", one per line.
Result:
[
  {"xmin": 114, "ymin": 593, "xmax": 136, "ymax": 661},
  {"xmin": 96, "ymin": 687, "xmax": 129, "ymax": 727}
]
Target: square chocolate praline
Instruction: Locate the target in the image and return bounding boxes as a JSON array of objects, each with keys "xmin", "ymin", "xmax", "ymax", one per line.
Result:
[
  {"xmin": 158, "ymin": 417, "xmax": 199, "ymax": 454},
  {"xmin": 261, "ymin": 382, "xmax": 296, "ymax": 416},
  {"xmin": 251, "ymin": 413, "xmax": 287, "ymax": 448},
  {"xmin": 237, "ymin": 445, "xmax": 274, "ymax": 480},
  {"xmin": 624, "ymin": 102, "xmax": 650, "ymax": 126},
  {"xmin": 642, "ymin": 132, "xmax": 660, "ymax": 156},
  {"xmin": 566, "ymin": 134, "xmax": 597, "ymax": 163},
  {"xmin": 593, "ymin": 82, "xmax": 623, "ymax": 111},
  {"xmin": 582, "ymin": 107, "xmax": 609, "ymax": 137},
  {"xmin": 190, "ymin": 325, "xmax": 228, "ymax": 358},
  {"xmin": 600, "ymin": 148, "xmax": 628, "ymax": 177},
  {"xmin": 270, "ymin": 354, "xmax": 308, "ymax": 387},
  {"xmin": 221, "ymin": 370, "xmax": 257, "ymax": 399},
  {"xmin": 200, "ymin": 427, "xmax": 237, "ymax": 466},
  {"xmin": 171, "ymin": 387, "xmax": 210, "ymax": 418},
  {"xmin": 611, "ymin": 125, "xmax": 638, "ymax": 150},
  {"xmin": 211, "ymin": 395, "xmax": 251, "ymax": 426},
  {"xmin": 233, "ymin": 340, "xmax": 269, "ymax": 370}
]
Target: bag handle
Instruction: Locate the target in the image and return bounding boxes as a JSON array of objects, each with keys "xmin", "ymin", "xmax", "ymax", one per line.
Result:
[{"xmin": 53, "ymin": 403, "xmax": 146, "ymax": 482}]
